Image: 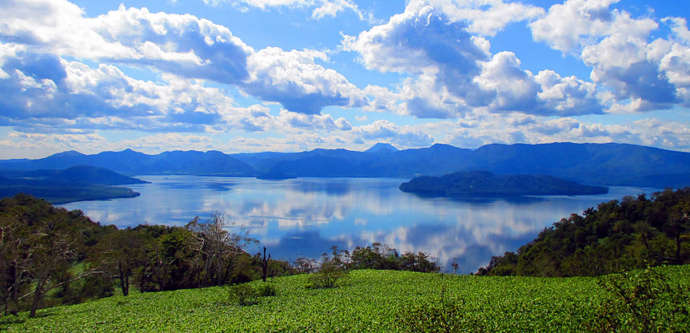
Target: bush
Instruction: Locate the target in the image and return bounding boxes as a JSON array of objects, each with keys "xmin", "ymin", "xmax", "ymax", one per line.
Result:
[
  {"xmin": 227, "ymin": 284, "xmax": 259, "ymax": 306},
  {"xmin": 256, "ymin": 283, "xmax": 277, "ymax": 297},
  {"xmin": 307, "ymin": 261, "xmax": 347, "ymax": 289},
  {"xmin": 589, "ymin": 266, "xmax": 690, "ymax": 332}
]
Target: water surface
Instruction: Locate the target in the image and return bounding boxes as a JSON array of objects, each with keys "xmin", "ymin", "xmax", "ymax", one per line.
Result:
[{"xmin": 60, "ymin": 176, "xmax": 657, "ymax": 273}]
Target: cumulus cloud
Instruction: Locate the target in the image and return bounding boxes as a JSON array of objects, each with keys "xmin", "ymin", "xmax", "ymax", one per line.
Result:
[
  {"xmin": 530, "ymin": 0, "xmax": 690, "ymax": 111},
  {"xmin": 0, "ymin": 1, "xmax": 253, "ymax": 84},
  {"xmin": 354, "ymin": 120, "xmax": 434, "ymax": 147},
  {"xmin": 415, "ymin": 0, "xmax": 544, "ymax": 36},
  {"xmin": 0, "ymin": 0, "xmax": 368, "ymax": 129},
  {"xmin": 91, "ymin": 5, "xmax": 253, "ymax": 84},
  {"xmin": 244, "ymin": 47, "xmax": 365, "ymax": 114},
  {"xmin": 203, "ymin": 0, "xmax": 369, "ymax": 21},
  {"xmin": 275, "ymin": 110, "xmax": 352, "ymax": 131},
  {"xmin": 344, "ymin": 1, "xmax": 603, "ymax": 117},
  {"xmin": 530, "ymin": 0, "xmax": 622, "ymax": 53}
]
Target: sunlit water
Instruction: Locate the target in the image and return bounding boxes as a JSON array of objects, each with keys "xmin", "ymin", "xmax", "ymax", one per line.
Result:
[{"xmin": 60, "ymin": 176, "xmax": 658, "ymax": 273}]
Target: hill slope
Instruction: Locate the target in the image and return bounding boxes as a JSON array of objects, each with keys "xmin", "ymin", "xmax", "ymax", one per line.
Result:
[
  {"xmin": 10, "ymin": 166, "xmax": 148, "ymax": 185},
  {"xmin": 3, "ymin": 267, "xmax": 689, "ymax": 332},
  {"xmin": 0, "ymin": 166, "xmax": 145, "ymax": 203},
  {"xmin": 399, "ymin": 171, "xmax": 608, "ymax": 197}
]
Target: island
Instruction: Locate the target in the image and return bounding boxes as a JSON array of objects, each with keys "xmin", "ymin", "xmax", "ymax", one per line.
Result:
[
  {"xmin": 399, "ymin": 171, "xmax": 608, "ymax": 197},
  {"xmin": 0, "ymin": 165, "xmax": 146, "ymax": 203}
]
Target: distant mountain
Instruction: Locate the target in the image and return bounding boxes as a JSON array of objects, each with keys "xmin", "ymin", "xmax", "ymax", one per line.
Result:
[
  {"xmin": 0, "ymin": 166, "xmax": 143, "ymax": 204},
  {"xmin": 15, "ymin": 166, "xmax": 148, "ymax": 185},
  {"xmin": 2, "ymin": 142, "xmax": 690, "ymax": 188},
  {"xmin": 0, "ymin": 149, "xmax": 255, "ymax": 176},
  {"xmin": 365, "ymin": 143, "xmax": 398, "ymax": 153},
  {"xmin": 399, "ymin": 171, "xmax": 608, "ymax": 197}
]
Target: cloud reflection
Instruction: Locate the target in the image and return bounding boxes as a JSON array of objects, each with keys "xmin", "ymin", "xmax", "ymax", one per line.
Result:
[{"xmin": 60, "ymin": 176, "xmax": 656, "ymax": 273}]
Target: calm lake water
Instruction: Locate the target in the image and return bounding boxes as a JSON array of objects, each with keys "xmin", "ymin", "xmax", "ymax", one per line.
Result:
[{"xmin": 60, "ymin": 176, "xmax": 658, "ymax": 273}]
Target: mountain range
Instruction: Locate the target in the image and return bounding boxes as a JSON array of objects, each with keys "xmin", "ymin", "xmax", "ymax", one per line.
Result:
[{"xmin": 2, "ymin": 142, "xmax": 690, "ymax": 188}]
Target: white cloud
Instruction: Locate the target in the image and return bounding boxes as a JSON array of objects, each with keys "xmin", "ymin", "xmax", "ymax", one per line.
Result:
[
  {"xmin": 0, "ymin": 2, "xmax": 253, "ymax": 83},
  {"xmin": 1, "ymin": 0, "xmax": 368, "ymax": 120},
  {"xmin": 344, "ymin": 2, "xmax": 604, "ymax": 118},
  {"xmin": 411, "ymin": 0, "xmax": 544, "ymax": 37},
  {"xmin": 204, "ymin": 0, "xmax": 369, "ymax": 21},
  {"xmin": 530, "ymin": 0, "xmax": 622, "ymax": 53},
  {"xmin": 354, "ymin": 120, "xmax": 434, "ymax": 147},
  {"xmin": 244, "ymin": 47, "xmax": 365, "ymax": 114},
  {"xmin": 530, "ymin": 0, "xmax": 690, "ymax": 111}
]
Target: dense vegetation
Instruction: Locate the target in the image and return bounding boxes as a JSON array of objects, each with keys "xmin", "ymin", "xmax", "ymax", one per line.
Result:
[
  {"xmin": 0, "ymin": 194, "xmax": 294, "ymax": 317},
  {"xmin": 0, "ymin": 166, "xmax": 146, "ymax": 203},
  {"xmin": 4, "ymin": 142, "xmax": 690, "ymax": 188},
  {"xmin": 2, "ymin": 266, "xmax": 688, "ymax": 332},
  {"xmin": 0, "ymin": 195, "xmax": 440, "ymax": 318},
  {"xmin": 399, "ymin": 171, "xmax": 607, "ymax": 197},
  {"xmin": 479, "ymin": 188, "xmax": 690, "ymax": 276}
]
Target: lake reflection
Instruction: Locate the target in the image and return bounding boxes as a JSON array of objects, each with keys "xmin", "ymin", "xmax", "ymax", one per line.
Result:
[{"xmin": 60, "ymin": 176, "xmax": 657, "ymax": 273}]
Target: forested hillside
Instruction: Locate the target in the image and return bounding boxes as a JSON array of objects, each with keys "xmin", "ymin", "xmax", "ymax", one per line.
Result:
[
  {"xmin": 479, "ymin": 188, "xmax": 690, "ymax": 276},
  {"xmin": 0, "ymin": 195, "xmax": 294, "ymax": 317},
  {"xmin": 399, "ymin": 171, "xmax": 608, "ymax": 197}
]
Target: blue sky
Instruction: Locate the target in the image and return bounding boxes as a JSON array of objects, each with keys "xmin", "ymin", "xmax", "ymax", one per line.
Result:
[{"xmin": 0, "ymin": 0, "xmax": 689, "ymax": 158}]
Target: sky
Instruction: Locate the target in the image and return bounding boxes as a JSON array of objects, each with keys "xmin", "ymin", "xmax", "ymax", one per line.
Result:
[{"xmin": 0, "ymin": 0, "xmax": 689, "ymax": 158}]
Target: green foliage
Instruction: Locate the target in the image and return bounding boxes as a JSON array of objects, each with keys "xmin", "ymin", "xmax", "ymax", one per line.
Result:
[
  {"xmin": 307, "ymin": 261, "xmax": 347, "ymax": 289},
  {"xmin": 255, "ymin": 283, "xmax": 277, "ymax": 297},
  {"xmin": 348, "ymin": 243, "xmax": 440, "ymax": 273},
  {"xmin": 481, "ymin": 188, "xmax": 690, "ymax": 276},
  {"xmin": 588, "ymin": 266, "xmax": 690, "ymax": 332},
  {"xmin": 227, "ymin": 284, "xmax": 259, "ymax": 306},
  {"xmin": 3, "ymin": 266, "xmax": 688, "ymax": 332},
  {"xmin": 0, "ymin": 194, "xmax": 294, "ymax": 316},
  {"xmin": 397, "ymin": 298, "xmax": 467, "ymax": 333}
]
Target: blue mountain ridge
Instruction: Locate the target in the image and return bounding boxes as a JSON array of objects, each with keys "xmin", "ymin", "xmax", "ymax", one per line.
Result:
[{"xmin": 1, "ymin": 142, "xmax": 689, "ymax": 188}]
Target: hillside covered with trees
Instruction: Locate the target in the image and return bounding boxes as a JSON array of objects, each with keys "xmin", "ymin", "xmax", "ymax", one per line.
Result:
[
  {"xmin": 0, "ymin": 194, "xmax": 296, "ymax": 317},
  {"xmin": 0, "ymin": 166, "xmax": 146, "ymax": 203},
  {"xmin": 479, "ymin": 188, "xmax": 690, "ymax": 276},
  {"xmin": 399, "ymin": 171, "xmax": 607, "ymax": 197}
]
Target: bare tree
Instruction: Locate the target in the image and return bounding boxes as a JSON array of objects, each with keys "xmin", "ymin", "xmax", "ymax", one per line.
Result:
[{"xmin": 186, "ymin": 213, "xmax": 254, "ymax": 286}]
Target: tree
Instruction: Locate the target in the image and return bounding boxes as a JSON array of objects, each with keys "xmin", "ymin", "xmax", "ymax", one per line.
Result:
[
  {"xmin": 25, "ymin": 218, "xmax": 76, "ymax": 317},
  {"xmin": 186, "ymin": 213, "xmax": 253, "ymax": 286},
  {"xmin": 261, "ymin": 247, "xmax": 271, "ymax": 282},
  {"xmin": 94, "ymin": 228, "xmax": 144, "ymax": 296},
  {"xmin": 666, "ymin": 202, "xmax": 689, "ymax": 264}
]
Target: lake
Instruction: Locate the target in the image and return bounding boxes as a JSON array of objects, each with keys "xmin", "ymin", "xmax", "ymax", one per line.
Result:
[{"xmin": 60, "ymin": 176, "xmax": 658, "ymax": 273}]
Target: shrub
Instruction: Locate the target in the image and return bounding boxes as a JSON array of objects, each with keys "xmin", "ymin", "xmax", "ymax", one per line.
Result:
[
  {"xmin": 227, "ymin": 284, "xmax": 259, "ymax": 306},
  {"xmin": 589, "ymin": 266, "xmax": 690, "ymax": 332},
  {"xmin": 307, "ymin": 261, "xmax": 347, "ymax": 289},
  {"xmin": 256, "ymin": 283, "xmax": 277, "ymax": 297}
]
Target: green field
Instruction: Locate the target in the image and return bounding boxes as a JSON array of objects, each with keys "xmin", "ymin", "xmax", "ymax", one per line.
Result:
[{"xmin": 3, "ymin": 266, "xmax": 689, "ymax": 332}]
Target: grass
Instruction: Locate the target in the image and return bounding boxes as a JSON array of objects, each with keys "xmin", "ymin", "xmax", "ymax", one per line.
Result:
[{"xmin": 2, "ymin": 265, "xmax": 689, "ymax": 332}]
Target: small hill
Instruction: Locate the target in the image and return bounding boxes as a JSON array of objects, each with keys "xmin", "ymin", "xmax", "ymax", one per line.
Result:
[
  {"xmin": 399, "ymin": 171, "xmax": 608, "ymax": 197},
  {"xmin": 0, "ymin": 166, "xmax": 144, "ymax": 203},
  {"xmin": 21, "ymin": 166, "xmax": 148, "ymax": 185}
]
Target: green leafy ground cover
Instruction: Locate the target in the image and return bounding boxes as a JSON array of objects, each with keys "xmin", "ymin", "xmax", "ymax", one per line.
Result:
[{"xmin": 3, "ymin": 266, "xmax": 689, "ymax": 332}]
